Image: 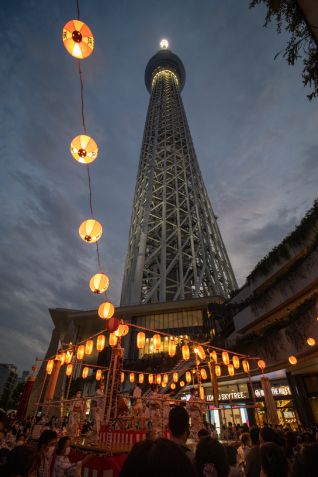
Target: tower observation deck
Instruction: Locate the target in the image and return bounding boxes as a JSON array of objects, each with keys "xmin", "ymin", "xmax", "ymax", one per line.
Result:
[{"xmin": 121, "ymin": 42, "xmax": 237, "ymax": 305}]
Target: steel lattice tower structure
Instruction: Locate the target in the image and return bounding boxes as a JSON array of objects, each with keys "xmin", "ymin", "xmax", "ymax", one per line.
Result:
[{"xmin": 121, "ymin": 43, "xmax": 237, "ymax": 305}]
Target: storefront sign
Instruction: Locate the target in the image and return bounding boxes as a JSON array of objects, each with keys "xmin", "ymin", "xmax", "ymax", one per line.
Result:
[
  {"xmin": 254, "ymin": 385, "xmax": 291, "ymax": 398},
  {"xmin": 206, "ymin": 391, "xmax": 248, "ymax": 401}
]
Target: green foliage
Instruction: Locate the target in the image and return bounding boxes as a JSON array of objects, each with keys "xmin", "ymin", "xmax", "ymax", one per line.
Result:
[{"xmin": 250, "ymin": 0, "xmax": 318, "ymax": 100}]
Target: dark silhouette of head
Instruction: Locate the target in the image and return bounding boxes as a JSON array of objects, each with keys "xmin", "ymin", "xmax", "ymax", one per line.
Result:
[
  {"xmin": 195, "ymin": 437, "xmax": 230, "ymax": 477},
  {"xmin": 119, "ymin": 438, "xmax": 196, "ymax": 477},
  {"xmin": 3, "ymin": 445, "xmax": 40, "ymax": 477},
  {"xmin": 291, "ymin": 442, "xmax": 318, "ymax": 477},
  {"xmin": 168, "ymin": 406, "xmax": 190, "ymax": 440},
  {"xmin": 260, "ymin": 442, "xmax": 288, "ymax": 477},
  {"xmin": 249, "ymin": 426, "xmax": 260, "ymax": 446}
]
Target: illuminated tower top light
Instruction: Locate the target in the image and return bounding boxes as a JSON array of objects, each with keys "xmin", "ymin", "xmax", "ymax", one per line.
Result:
[{"xmin": 160, "ymin": 38, "xmax": 169, "ymax": 49}]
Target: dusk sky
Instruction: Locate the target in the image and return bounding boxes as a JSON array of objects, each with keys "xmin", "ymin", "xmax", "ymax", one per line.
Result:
[{"xmin": 1, "ymin": 0, "xmax": 318, "ymax": 372}]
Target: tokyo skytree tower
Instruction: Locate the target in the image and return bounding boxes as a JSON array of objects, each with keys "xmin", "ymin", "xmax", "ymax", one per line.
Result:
[{"xmin": 121, "ymin": 41, "xmax": 237, "ymax": 305}]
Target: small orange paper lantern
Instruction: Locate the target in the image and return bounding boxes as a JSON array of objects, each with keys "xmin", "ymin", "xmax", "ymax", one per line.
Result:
[
  {"xmin": 222, "ymin": 351, "xmax": 229, "ymax": 366},
  {"xmin": 46, "ymin": 359, "xmax": 54, "ymax": 375},
  {"xmin": 228, "ymin": 364, "xmax": 235, "ymax": 377},
  {"xmin": 210, "ymin": 351, "xmax": 217, "ymax": 363},
  {"xmin": 85, "ymin": 339, "xmax": 94, "ymax": 355},
  {"xmin": 171, "ymin": 383, "xmax": 176, "ymax": 390},
  {"xmin": 96, "ymin": 369, "xmax": 102, "ymax": 381},
  {"xmin": 82, "ymin": 367, "xmax": 89, "ymax": 379},
  {"xmin": 232, "ymin": 355, "xmax": 240, "ymax": 369},
  {"xmin": 307, "ymin": 337, "xmax": 316, "ymax": 346},
  {"xmin": 115, "ymin": 323, "xmax": 125, "ymax": 337},
  {"xmin": 62, "ymin": 20, "xmax": 94, "ymax": 59},
  {"xmin": 70, "ymin": 134, "xmax": 98, "ymax": 164},
  {"xmin": 96, "ymin": 334, "xmax": 106, "ymax": 352},
  {"xmin": 163, "ymin": 374, "xmax": 168, "ymax": 384},
  {"xmin": 197, "ymin": 345, "xmax": 206, "ymax": 361},
  {"xmin": 139, "ymin": 373, "xmax": 144, "ymax": 384},
  {"xmin": 200, "ymin": 368, "xmax": 207, "ymax": 380},
  {"xmin": 161, "ymin": 381, "xmax": 167, "ymax": 388},
  {"xmin": 168, "ymin": 338, "xmax": 176, "ymax": 357},
  {"xmin": 121, "ymin": 324, "xmax": 129, "ymax": 336},
  {"xmin": 156, "ymin": 374, "xmax": 162, "ymax": 385},
  {"xmin": 179, "ymin": 380, "xmax": 185, "ymax": 387},
  {"xmin": 173, "ymin": 372, "xmax": 178, "ymax": 383},
  {"xmin": 137, "ymin": 332, "xmax": 145, "ymax": 349},
  {"xmin": 130, "ymin": 373, "xmax": 135, "ymax": 383},
  {"xmin": 153, "ymin": 334, "xmax": 161, "ymax": 350},
  {"xmin": 258, "ymin": 360, "xmax": 266, "ymax": 371},
  {"xmin": 98, "ymin": 302, "xmax": 115, "ymax": 320},
  {"xmin": 200, "ymin": 386, "xmax": 205, "ymax": 400},
  {"xmin": 65, "ymin": 350, "xmax": 73, "ymax": 364},
  {"xmin": 66, "ymin": 364, "xmax": 73, "ymax": 376},
  {"xmin": 77, "ymin": 345, "xmax": 85, "ymax": 360},
  {"xmin": 57, "ymin": 353, "xmax": 65, "ymax": 366},
  {"xmin": 289, "ymin": 355, "xmax": 297, "ymax": 365},
  {"xmin": 89, "ymin": 273, "xmax": 109, "ymax": 294},
  {"xmin": 186, "ymin": 371, "xmax": 192, "ymax": 383},
  {"xmin": 182, "ymin": 344, "xmax": 190, "ymax": 360},
  {"xmin": 79, "ymin": 219, "xmax": 102, "ymax": 243},
  {"xmin": 242, "ymin": 360, "xmax": 250, "ymax": 373},
  {"xmin": 109, "ymin": 333, "xmax": 118, "ymax": 347},
  {"xmin": 148, "ymin": 374, "xmax": 154, "ymax": 384},
  {"xmin": 121, "ymin": 372, "xmax": 125, "ymax": 383},
  {"xmin": 215, "ymin": 365, "xmax": 221, "ymax": 377}
]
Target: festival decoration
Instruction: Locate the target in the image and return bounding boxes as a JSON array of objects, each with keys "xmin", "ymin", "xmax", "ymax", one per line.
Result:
[
  {"xmin": 137, "ymin": 332, "xmax": 145, "ymax": 349},
  {"xmin": 109, "ymin": 333, "xmax": 118, "ymax": 347},
  {"xmin": 129, "ymin": 373, "xmax": 135, "ymax": 383},
  {"xmin": 148, "ymin": 374, "xmax": 154, "ymax": 384},
  {"xmin": 153, "ymin": 334, "xmax": 161, "ymax": 350},
  {"xmin": 139, "ymin": 373, "xmax": 144, "ymax": 384},
  {"xmin": 96, "ymin": 334, "xmax": 106, "ymax": 352},
  {"xmin": 232, "ymin": 355, "xmax": 240, "ymax": 369},
  {"xmin": 105, "ymin": 316, "xmax": 119, "ymax": 333},
  {"xmin": 46, "ymin": 360, "xmax": 54, "ymax": 375},
  {"xmin": 173, "ymin": 372, "xmax": 178, "ymax": 383},
  {"xmin": 179, "ymin": 380, "xmax": 185, "ymax": 387},
  {"xmin": 171, "ymin": 383, "xmax": 176, "ymax": 390},
  {"xmin": 168, "ymin": 338, "xmax": 176, "ymax": 357},
  {"xmin": 85, "ymin": 339, "xmax": 94, "ymax": 355},
  {"xmin": 98, "ymin": 302, "xmax": 115, "ymax": 320},
  {"xmin": 121, "ymin": 372, "xmax": 125, "ymax": 383},
  {"xmin": 82, "ymin": 367, "xmax": 89, "ymax": 379},
  {"xmin": 258, "ymin": 360, "xmax": 266, "ymax": 371},
  {"xmin": 228, "ymin": 364, "xmax": 235, "ymax": 377},
  {"xmin": 196, "ymin": 345, "xmax": 206, "ymax": 361},
  {"xmin": 210, "ymin": 350, "xmax": 217, "ymax": 363},
  {"xmin": 215, "ymin": 365, "xmax": 221, "ymax": 377},
  {"xmin": 66, "ymin": 364, "xmax": 73, "ymax": 376},
  {"xmin": 200, "ymin": 368, "xmax": 207, "ymax": 380},
  {"xmin": 185, "ymin": 372, "xmax": 192, "ymax": 383},
  {"xmin": 77, "ymin": 345, "xmax": 85, "ymax": 360},
  {"xmin": 121, "ymin": 324, "xmax": 129, "ymax": 336},
  {"xmin": 182, "ymin": 344, "xmax": 190, "ymax": 360},
  {"xmin": 288, "ymin": 355, "xmax": 297, "ymax": 365},
  {"xmin": 62, "ymin": 20, "xmax": 94, "ymax": 59},
  {"xmin": 242, "ymin": 360, "xmax": 250, "ymax": 373},
  {"xmin": 65, "ymin": 350, "xmax": 73, "ymax": 364},
  {"xmin": 96, "ymin": 369, "xmax": 102, "ymax": 381},
  {"xmin": 89, "ymin": 273, "xmax": 109, "ymax": 294},
  {"xmin": 156, "ymin": 375, "xmax": 161, "ymax": 385},
  {"xmin": 57, "ymin": 353, "xmax": 65, "ymax": 365},
  {"xmin": 222, "ymin": 351, "xmax": 229, "ymax": 366},
  {"xmin": 70, "ymin": 134, "xmax": 98, "ymax": 164},
  {"xmin": 115, "ymin": 323, "xmax": 126, "ymax": 337},
  {"xmin": 307, "ymin": 337, "xmax": 316, "ymax": 346},
  {"xmin": 79, "ymin": 219, "xmax": 102, "ymax": 243}
]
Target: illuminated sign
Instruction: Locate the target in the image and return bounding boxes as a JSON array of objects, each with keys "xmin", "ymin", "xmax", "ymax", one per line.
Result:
[{"xmin": 254, "ymin": 385, "xmax": 291, "ymax": 398}]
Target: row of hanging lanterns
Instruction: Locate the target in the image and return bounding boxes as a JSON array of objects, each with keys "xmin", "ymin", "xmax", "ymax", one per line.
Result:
[{"xmin": 62, "ymin": 15, "xmax": 116, "ymax": 322}]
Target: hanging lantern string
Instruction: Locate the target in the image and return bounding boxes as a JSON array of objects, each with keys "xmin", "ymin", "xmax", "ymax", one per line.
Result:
[
  {"xmin": 126, "ymin": 321, "xmax": 261, "ymax": 360},
  {"xmin": 74, "ymin": 0, "xmax": 103, "ymax": 273}
]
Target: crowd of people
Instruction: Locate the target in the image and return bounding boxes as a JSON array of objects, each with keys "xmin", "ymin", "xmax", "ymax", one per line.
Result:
[{"xmin": 1, "ymin": 406, "xmax": 318, "ymax": 476}]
